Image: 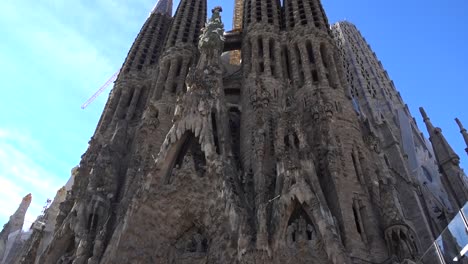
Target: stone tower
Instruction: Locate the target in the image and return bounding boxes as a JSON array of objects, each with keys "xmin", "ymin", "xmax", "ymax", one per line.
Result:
[
  {"xmin": 0, "ymin": 194, "xmax": 31, "ymax": 264},
  {"xmin": 332, "ymin": 21, "xmax": 455, "ymax": 234},
  {"xmin": 420, "ymin": 108, "xmax": 468, "ymax": 211},
  {"xmin": 12, "ymin": 1, "xmax": 468, "ymax": 264}
]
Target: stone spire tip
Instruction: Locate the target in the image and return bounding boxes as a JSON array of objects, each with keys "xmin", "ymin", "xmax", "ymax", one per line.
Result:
[
  {"xmin": 455, "ymin": 118, "xmax": 465, "ymax": 131},
  {"xmin": 455, "ymin": 118, "xmax": 468, "ymax": 154},
  {"xmin": 419, "ymin": 107, "xmax": 429, "ymax": 121},
  {"xmin": 151, "ymin": 0, "xmax": 173, "ymax": 16},
  {"xmin": 23, "ymin": 193, "xmax": 32, "ymax": 202}
]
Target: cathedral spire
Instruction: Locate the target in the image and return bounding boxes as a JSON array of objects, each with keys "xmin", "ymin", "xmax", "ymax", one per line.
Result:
[
  {"xmin": 151, "ymin": 0, "xmax": 173, "ymax": 16},
  {"xmin": 455, "ymin": 118, "xmax": 468, "ymax": 155},
  {"xmin": 420, "ymin": 107, "xmax": 468, "ymax": 209},
  {"xmin": 419, "ymin": 107, "xmax": 435, "ymax": 132},
  {"xmin": 419, "ymin": 107, "xmax": 459, "ymax": 163}
]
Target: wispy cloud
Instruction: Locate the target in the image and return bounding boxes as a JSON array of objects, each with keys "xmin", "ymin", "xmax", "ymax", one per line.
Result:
[
  {"xmin": 0, "ymin": 2, "xmax": 115, "ymax": 97},
  {"xmin": 0, "ymin": 128, "xmax": 65, "ymax": 228}
]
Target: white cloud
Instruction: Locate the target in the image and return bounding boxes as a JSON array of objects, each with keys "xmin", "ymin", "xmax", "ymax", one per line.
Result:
[
  {"xmin": 0, "ymin": 128, "xmax": 66, "ymax": 229},
  {"xmin": 0, "ymin": 2, "xmax": 117, "ymax": 102}
]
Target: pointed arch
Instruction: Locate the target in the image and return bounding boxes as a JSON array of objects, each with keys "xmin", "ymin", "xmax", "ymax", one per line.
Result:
[
  {"xmin": 161, "ymin": 131, "xmax": 207, "ymax": 184},
  {"xmin": 285, "ymin": 199, "xmax": 318, "ymax": 247}
]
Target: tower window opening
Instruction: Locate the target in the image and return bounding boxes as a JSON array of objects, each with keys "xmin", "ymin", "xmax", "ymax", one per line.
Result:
[
  {"xmin": 295, "ymin": 44, "xmax": 304, "ymax": 86},
  {"xmin": 281, "ymin": 46, "xmax": 291, "ymax": 80},
  {"xmin": 150, "ymin": 55, "xmax": 157, "ymax": 65},
  {"xmin": 256, "ymin": 0, "xmax": 262, "ymax": 22},
  {"xmin": 258, "ymin": 37, "xmax": 264, "ymax": 57},
  {"xmin": 134, "ymin": 88, "xmax": 144, "ymax": 110},
  {"xmin": 320, "ymin": 43, "xmax": 329, "ymax": 69},
  {"xmin": 287, "ymin": 0, "xmax": 294, "ymax": 28},
  {"xmin": 258, "ymin": 38, "xmax": 264, "ymax": 72},
  {"xmin": 269, "ymin": 39, "xmax": 276, "ymax": 76},
  {"xmin": 269, "ymin": 39, "xmax": 275, "ymax": 62},
  {"xmin": 312, "ymin": 70, "xmax": 319, "ymax": 83},
  {"xmin": 163, "ymin": 61, "xmax": 171, "ymax": 83},
  {"xmin": 298, "ymin": 0, "xmax": 306, "ymax": 25},
  {"xmin": 267, "ymin": 2, "xmax": 273, "ymax": 24},
  {"xmin": 352, "ymin": 205, "xmax": 362, "ymax": 234},
  {"xmin": 246, "ymin": 0, "xmax": 252, "ymax": 25},
  {"xmin": 259, "ymin": 62, "xmax": 265, "ymax": 73},
  {"xmin": 211, "ymin": 112, "xmax": 220, "ymax": 154},
  {"xmin": 306, "ymin": 41, "xmax": 315, "ymax": 63},
  {"xmin": 87, "ymin": 214, "xmax": 98, "ymax": 231},
  {"xmin": 175, "ymin": 58, "xmax": 183, "ymax": 76},
  {"xmin": 127, "ymin": 89, "xmax": 135, "ymax": 107}
]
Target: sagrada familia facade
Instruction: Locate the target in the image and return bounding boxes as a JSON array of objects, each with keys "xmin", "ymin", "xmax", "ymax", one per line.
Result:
[{"xmin": 2, "ymin": 0, "xmax": 468, "ymax": 263}]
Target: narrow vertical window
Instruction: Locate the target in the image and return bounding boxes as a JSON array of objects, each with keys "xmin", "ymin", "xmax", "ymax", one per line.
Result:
[
  {"xmin": 258, "ymin": 37, "xmax": 264, "ymax": 57},
  {"xmin": 269, "ymin": 39, "xmax": 276, "ymax": 76},
  {"xmin": 175, "ymin": 57, "xmax": 183, "ymax": 77},
  {"xmin": 295, "ymin": 44, "xmax": 304, "ymax": 86},
  {"xmin": 255, "ymin": 0, "xmax": 262, "ymax": 22},
  {"xmin": 281, "ymin": 46, "xmax": 291, "ymax": 80},
  {"xmin": 211, "ymin": 112, "xmax": 220, "ymax": 154},
  {"xmin": 320, "ymin": 43, "xmax": 328, "ymax": 69},
  {"xmin": 351, "ymin": 152, "xmax": 363, "ymax": 184},
  {"xmin": 352, "ymin": 205, "xmax": 362, "ymax": 234},
  {"xmin": 306, "ymin": 41, "xmax": 315, "ymax": 63},
  {"xmin": 258, "ymin": 37, "xmax": 264, "ymax": 73},
  {"xmin": 352, "ymin": 198, "xmax": 368, "ymax": 244}
]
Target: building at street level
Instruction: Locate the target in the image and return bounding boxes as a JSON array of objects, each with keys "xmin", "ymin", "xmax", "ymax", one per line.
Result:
[{"xmin": 5, "ymin": 0, "xmax": 468, "ymax": 263}]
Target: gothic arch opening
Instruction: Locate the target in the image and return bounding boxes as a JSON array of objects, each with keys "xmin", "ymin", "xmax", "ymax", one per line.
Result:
[
  {"xmin": 164, "ymin": 132, "xmax": 207, "ymax": 184},
  {"xmin": 286, "ymin": 200, "xmax": 316, "ymax": 246}
]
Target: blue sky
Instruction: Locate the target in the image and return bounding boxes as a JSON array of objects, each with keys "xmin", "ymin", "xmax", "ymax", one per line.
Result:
[{"xmin": 0, "ymin": 0, "xmax": 467, "ymax": 227}]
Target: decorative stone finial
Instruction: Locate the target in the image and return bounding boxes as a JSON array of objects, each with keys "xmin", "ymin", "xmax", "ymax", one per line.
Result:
[
  {"xmin": 419, "ymin": 107, "xmax": 429, "ymax": 121},
  {"xmin": 419, "ymin": 107, "xmax": 436, "ymax": 132},
  {"xmin": 23, "ymin": 193, "xmax": 32, "ymax": 202},
  {"xmin": 456, "ymin": 118, "xmax": 468, "ymax": 155},
  {"xmin": 456, "ymin": 118, "xmax": 465, "ymax": 131},
  {"xmin": 197, "ymin": 4, "xmax": 225, "ymax": 64}
]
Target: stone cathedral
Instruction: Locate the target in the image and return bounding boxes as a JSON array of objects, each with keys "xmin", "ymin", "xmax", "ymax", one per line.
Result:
[{"xmin": 4, "ymin": 0, "xmax": 468, "ymax": 263}]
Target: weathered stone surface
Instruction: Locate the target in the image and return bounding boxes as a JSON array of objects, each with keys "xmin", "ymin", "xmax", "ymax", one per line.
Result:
[{"xmin": 9, "ymin": 1, "xmax": 468, "ymax": 263}]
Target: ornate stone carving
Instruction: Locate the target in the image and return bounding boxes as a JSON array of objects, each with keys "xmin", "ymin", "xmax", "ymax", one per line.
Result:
[{"xmin": 364, "ymin": 133, "xmax": 381, "ymax": 153}]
